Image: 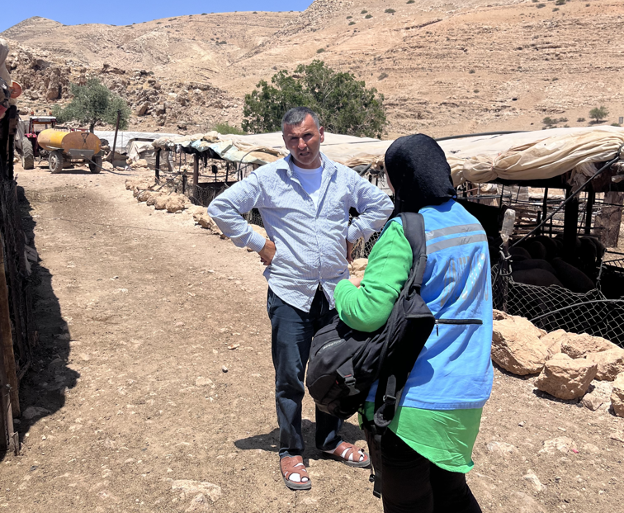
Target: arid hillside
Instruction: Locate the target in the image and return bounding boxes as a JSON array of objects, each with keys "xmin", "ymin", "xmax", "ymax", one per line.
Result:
[{"xmin": 3, "ymin": 0, "xmax": 624, "ymax": 137}]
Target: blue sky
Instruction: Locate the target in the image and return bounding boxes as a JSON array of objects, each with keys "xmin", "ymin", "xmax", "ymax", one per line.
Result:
[{"xmin": 1, "ymin": 1, "xmax": 313, "ymax": 33}]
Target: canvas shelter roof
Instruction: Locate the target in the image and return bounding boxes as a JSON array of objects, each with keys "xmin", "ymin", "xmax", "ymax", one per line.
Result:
[
  {"xmin": 151, "ymin": 126, "xmax": 624, "ymax": 185},
  {"xmin": 94, "ymin": 130, "xmax": 179, "ymax": 153}
]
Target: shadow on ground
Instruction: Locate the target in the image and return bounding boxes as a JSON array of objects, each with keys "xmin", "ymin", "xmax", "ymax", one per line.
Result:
[{"xmin": 0, "ymin": 186, "xmax": 79, "ymax": 461}]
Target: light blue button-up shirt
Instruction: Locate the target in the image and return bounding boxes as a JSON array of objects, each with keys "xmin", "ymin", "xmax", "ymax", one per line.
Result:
[{"xmin": 207, "ymin": 153, "xmax": 394, "ymax": 312}]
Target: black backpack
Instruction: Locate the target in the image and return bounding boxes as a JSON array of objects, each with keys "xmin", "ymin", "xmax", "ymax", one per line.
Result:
[{"xmin": 306, "ymin": 212, "xmax": 435, "ymax": 429}]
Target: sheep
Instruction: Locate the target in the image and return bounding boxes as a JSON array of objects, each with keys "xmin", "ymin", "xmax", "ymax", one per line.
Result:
[
  {"xmin": 511, "ymin": 269, "xmax": 563, "ymax": 287},
  {"xmin": 550, "ymin": 257, "xmax": 595, "ymax": 293},
  {"xmin": 511, "ymin": 258, "xmax": 557, "ymax": 276}
]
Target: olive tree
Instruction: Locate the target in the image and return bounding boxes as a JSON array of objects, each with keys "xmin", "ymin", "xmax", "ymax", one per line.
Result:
[
  {"xmin": 52, "ymin": 78, "xmax": 130, "ymax": 133},
  {"xmin": 242, "ymin": 60, "xmax": 387, "ymax": 138}
]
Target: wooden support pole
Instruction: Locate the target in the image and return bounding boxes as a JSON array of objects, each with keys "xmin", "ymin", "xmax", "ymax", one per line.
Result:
[
  {"xmin": 0, "ymin": 233, "xmax": 19, "ymax": 418},
  {"xmin": 585, "ymin": 190, "xmax": 595, "ymax": 235},
  {"xmin": 193, "ymin": 154, "xmax": 200, "ymax": 203},
  {"xmin": 155, "ymin": 149, "xmax": 161, "ymax": 183},
  {"xmin": 594, "ymin": 192, "xmax": 624, "ymax": 247},
  {"xmin": 563, "ymin": 189, "xmax": 579, "ymax": 263}
]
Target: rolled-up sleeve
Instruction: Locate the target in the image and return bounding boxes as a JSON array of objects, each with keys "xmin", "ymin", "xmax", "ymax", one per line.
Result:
[
  {"xmin": 347, "ymin": 172, "xmax": 394, "ymax": 243},
  {"xmin": 207, "ymin": 173, "xmax": 267, "ymax": 252}
]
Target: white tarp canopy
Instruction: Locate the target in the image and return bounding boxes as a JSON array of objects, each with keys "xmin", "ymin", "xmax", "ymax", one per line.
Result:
[
  {"xmin": 441, "ymin": 126, "xmax": 624, "ymax": 186},
  {"xmin": 94, "ymin": 130, "xmax": 179, "ymax": 153},
  {"xmin": 151, "ymin": 126, "xmax": 624, "ymax": 185}
]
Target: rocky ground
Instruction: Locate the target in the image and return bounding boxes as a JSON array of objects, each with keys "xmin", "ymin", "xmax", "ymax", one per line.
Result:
[{"xmin": 0, "ymin": 162, "xmax": 622, "ymax": 512}]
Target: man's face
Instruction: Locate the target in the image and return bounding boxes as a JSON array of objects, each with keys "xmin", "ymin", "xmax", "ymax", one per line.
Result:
[{"xmin": 282, "ymin": 114, "xmax": 325, "ymax": 169}]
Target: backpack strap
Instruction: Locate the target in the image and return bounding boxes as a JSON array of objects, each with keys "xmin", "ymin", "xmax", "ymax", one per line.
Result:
[
  {"xmin": 399, "ymin": 212, "xmax": 427, "ymax": 290},
  {"xmin": 373, "ymin": 212, "xmax": 428, "ymax": 432}
]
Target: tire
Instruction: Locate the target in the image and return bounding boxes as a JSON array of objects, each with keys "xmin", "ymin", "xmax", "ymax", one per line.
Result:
[
  {"xmin": 49, "ymin": 150, "xmax": 63, "ymax": 174},
  {"xmin": 89, "ymin": 155, "xmax": 102, "ymax": 174},
  {"xmin": 21, "ymin": 138, "xmax": 34, "ymax": 169}
]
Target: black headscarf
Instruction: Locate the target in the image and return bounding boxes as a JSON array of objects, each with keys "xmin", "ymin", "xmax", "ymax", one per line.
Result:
[{"xmin": 385, "ymin": 134, "xmax": 456, "ymax": 217}]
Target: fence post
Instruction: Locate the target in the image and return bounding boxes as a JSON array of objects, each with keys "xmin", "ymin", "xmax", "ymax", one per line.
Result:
[
  {"xmin": 155, "ymin": 149, "xmax": 161, "ymax": 183},
  {"xmin": 193, "ymin": 154, "xmax": 200, "ymax": 203},
  {"xmin": 595, "ymin": 192, "xmax": 624, "ymax": 247},
  {"xmin": 0, "ymin": 233, "xmax": 20, "ymax": 419}
]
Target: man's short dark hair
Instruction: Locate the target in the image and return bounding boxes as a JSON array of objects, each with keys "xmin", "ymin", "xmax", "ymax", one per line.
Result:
[{"xmin": 282, "ymin": 107, "xmax": 321, "ymax": 131}]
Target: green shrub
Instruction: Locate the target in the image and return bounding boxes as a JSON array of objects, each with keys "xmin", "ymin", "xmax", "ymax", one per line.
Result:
[
  {"xmin": 558, "ymin": 117, "xmax": 568, "ymax": 123},
  {"xmin": 361, "ymin": 10, "xmax": 368, "ymax": 14},
  {"xmin": 243, "ymin": 60, "xmax": 387, "ymax": 137},
  {"xmin": 317, "ymin": 48, "xmax": 325, "ymax": 53},
  {"xmin": 537, "ymin": 3, "xmax": 546, "ymax": 7},
  {"xmin": 589, "ymin": 106, "xmax": 609, "ymax": 122},
  {"xmin": 474, "ymin": 89, "xmax": 480, "ymax": 93},
  {"xmin": 346, "ymin": 15, "xmax": 352, "ymax": 19},
  {"xmin": 577, "ymin": 117, "xmax": 586, "ymax": 122},
  {"xmin": 349, "ymin": 21, "xmax": 356, "ymax": 25},
  {"xmin": 555, "ymin": 0, "xmax": 565, "ymax": 4},
  {"xmin": 378, "ymin": 72, "xmax": 389, "ymax": 80},
  {"xmin": 385, "ymin": 9, "xmax": 396, "ymax": 13},
  {"xmin": 543, "ymin": 117, "xmax": 556, "ymax": 125},
  {"xmin": 407, "ymin": 0, "xmax": 415, "ymax": 3},
  {"xmin": 469, "ymin": 69, "xmax": 475, "ymax": 74},
  {"xmin": 365, "ymin": 14, "xmax": 373, "ymax": 18},
  {"xmin": 553, "ymin": 7, "xmax": 559, "ymax": 11},
  {"xmin": 214, "ymin": 123, "xmax": 246, "ymax": 135}
]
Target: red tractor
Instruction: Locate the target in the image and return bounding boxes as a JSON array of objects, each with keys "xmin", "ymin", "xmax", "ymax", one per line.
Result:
[{"xmin": 15, "ymin": 115, "xmax": 57, "ymax": 169}]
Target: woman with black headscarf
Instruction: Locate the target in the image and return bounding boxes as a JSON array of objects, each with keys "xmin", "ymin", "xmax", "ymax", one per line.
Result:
[{"xmin": 334, "ymin": 134, "xmax": 493, "ymax": 512}]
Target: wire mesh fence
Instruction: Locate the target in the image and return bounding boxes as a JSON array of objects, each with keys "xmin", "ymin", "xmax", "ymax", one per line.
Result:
[{"xmin": 492, "ymin": 260, "xmax": 624, "ymax": 348}]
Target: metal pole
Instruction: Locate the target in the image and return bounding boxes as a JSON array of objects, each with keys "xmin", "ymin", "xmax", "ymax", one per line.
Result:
[{"xmin": 110, "ymin": 110, "xmax": 121, "ymax": 168}]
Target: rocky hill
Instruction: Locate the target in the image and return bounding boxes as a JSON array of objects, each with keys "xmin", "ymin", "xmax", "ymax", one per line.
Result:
[{"xmin": 3, "ymin": 1, "xmax": 624, "ymax": 137}]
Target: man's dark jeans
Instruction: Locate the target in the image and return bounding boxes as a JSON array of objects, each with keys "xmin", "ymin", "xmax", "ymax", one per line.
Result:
[{"xmin": 267, "ymin": 287, "xmax": 343, "ymax": 459}]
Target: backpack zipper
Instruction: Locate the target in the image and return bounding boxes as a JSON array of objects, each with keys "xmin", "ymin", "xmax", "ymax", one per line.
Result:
[{"xmin": 434, "ymin": 318, "xmax": 482, "ymax": 335}]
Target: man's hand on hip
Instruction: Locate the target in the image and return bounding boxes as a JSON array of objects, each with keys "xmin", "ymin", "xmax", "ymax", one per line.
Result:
[
  {"xmin": 346, "ymin": 240, "xmax": 354, "ymax": 264},
  {"xmin": 259, "ymin": 239, "xmax": 276, "ymax": 266}
]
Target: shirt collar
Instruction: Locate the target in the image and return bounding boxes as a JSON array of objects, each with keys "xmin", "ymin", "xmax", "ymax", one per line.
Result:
[{"xmin": 282, "ymin": 153, "xmax": 336, "ymax": 179}]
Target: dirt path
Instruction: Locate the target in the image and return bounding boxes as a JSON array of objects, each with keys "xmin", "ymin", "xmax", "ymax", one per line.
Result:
[{"xmin": 1, "ymin": 163, "xmax": 623, "ymax": 513}]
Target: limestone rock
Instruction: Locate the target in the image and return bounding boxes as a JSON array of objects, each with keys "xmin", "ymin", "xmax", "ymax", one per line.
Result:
[
  {"xmin": 540, "ymin": 329, "xmax": 566, "ymax": 357},
  {"xmin": 560, "ymin": 333, "xmax": 618, "ymax": 359},
  {"xmin": 523, "ymin": 471, "xmax": 546, "ymax": 492},
  {"xmin": 581, "ymin": 381, "xmax": 613, "ymax": 411},
  {"xmin": 135, "ymin": 102, "xmax": 149, "ymax": 116},
  {"xmin": 535, "ymin": 353, "xmax": 597, "ymax": 400},
  {"xmin": 102, "ymin": 161, "xmax": 113, "ymax": 171},
  {"xmin": 486, "ymin": 441, "xmax": 517, "ymax": 456},
  {"xmin": 130, "ymin": 159, "xmax": 149, "ymax": 169},
  {"xmin": 585, "ymin": 348, "xmax": 624, "ymax": 381},
  {"xmin": 491, "ymin": 315, "xmax": 549, "ymax": 375},
  {"xmin": 146, "ymin": 192, "xmax": 162, "ymax": 206},
  {"xmin": 351, "ymin": 258, "xmax": 368, "ymax": 273},
  {"xmin": 154, "ymin": 195, "xmax": 169, "ymax": 210},
  {"xmin": 539, "ymin": 436, "xmax": 578, "ymax": 455},
  {"xmin": 166, "ymin": 194, "xmax": 187, "ymax": 213},
  {"xmin": 492, "ymin": 309, "xmax": 511, "ymax": 321},
  {"xmin": 194, "ymin": 212, "xmax": 218, "ymax": 232},
  {"xmin": 136, "ymin": 189, "xmax": 153, "ymax": 203},
  {"xmin": 611, "ymin": 373, "xmax": 624, "ymax": 417}
]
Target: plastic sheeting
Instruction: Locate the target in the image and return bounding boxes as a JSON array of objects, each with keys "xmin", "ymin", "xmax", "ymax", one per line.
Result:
[
  {"xmin": 442, "ymin": 126, "xmax": 624, "ymax": 186},
  {"xmin": 151, "ymin": 126, "xmax": 624, "ymax": 185}
]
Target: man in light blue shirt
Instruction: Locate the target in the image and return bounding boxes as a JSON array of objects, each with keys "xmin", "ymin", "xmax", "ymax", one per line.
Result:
[{"xmin": 208, "ymin": 107, "xmax": 393, "ymax": 490}]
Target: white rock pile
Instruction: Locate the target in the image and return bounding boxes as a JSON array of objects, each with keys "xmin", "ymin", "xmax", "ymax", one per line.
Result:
[{"xmin": 493, "ymin": 310, "xmax": 624, "ymax": 415}]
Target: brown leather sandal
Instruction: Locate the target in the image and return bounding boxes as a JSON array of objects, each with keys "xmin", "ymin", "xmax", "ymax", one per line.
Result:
[
  {"xmin": 323, "ymin": 441, "xmax": 370, "ymax": 468},
  {"xmin": 280, "ymin": 455, "xmax": 312, "ymax": 490}
]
